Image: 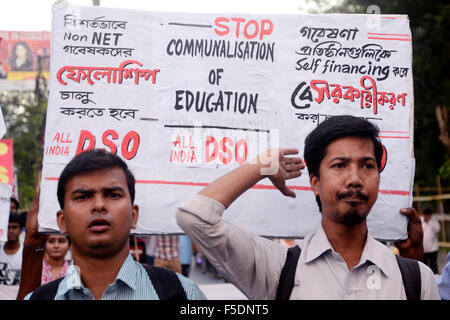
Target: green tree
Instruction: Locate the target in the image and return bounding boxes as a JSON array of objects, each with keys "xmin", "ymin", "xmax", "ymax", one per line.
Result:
[{"xmin": 0, "ymin": 88, "xmax": 47, "ymax": 210}]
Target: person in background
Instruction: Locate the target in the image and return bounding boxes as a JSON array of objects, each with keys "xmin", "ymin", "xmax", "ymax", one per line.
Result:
[
  {"xmin": 9, "ymin": 197, "xmax": 27, "ymax": 244},
  {"xmin": 10, "ymin": 197, "xmax": 19, "ymax": 213},
  {"xmin": 9, "ymin": 41, "xmax": 33, "ymax": 71},
  {"xmin": 179, "ymin": 234, "xmax": 193, "ymax": 277},
  {"xmin": 0, "ymin": 212, "xmax": 23, "ymax": 285},
  {"xmin": 41, "ymin": 234, "xmax": 71, "ymax": 285},
  {"xmin": 421, "ymin": 207, "xmax": 441, "ymax": 274},
  {"xmin": 154, "ymin": 235, "xmax": 182, "ymax": 274},
  {"xmin": 143, "ymin": 235, "xmax": 157, "ymax": 266}
]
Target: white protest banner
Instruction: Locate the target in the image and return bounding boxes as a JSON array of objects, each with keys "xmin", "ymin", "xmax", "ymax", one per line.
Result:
[
  {"xmin": 0, "ymin": 139, "xmax": 14, "ymax": 242},
  {"xmin": 39, "ymin": 2, "xmax": 414, "ymax": 240},
  {"xmin": 0, "ymin": 105, "xmax": 6, "ymax": 139},
  {"xmin": 0, "ymin": 183, "xmax": 12, "ymax": 242}
]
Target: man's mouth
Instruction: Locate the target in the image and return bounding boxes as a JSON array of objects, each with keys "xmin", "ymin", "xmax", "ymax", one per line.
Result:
[{"xmin": 87, "ymin": 218, "xmax": 111, "ymax": 232}]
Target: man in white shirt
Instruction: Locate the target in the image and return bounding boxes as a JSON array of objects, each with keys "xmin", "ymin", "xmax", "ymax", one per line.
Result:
[
  {"xmin": 177, "ymin": 115, "xmax": 440, "ymax": 300},
  {"xmin": 0, "ymin": 212, "xmax": 23, "ymax": 285},
  {"xmin": 421, "ymin": 207, "xmax": 441, "ymax": 274}
]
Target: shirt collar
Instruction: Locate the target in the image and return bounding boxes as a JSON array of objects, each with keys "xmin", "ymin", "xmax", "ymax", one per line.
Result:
[
  {"xmin": 114, "ymin": 254, "xmax": 138, "ymax": 290},
  {"xmin": 56, "ymin": 254, "xmax": 138, "ymax": 297},
  {"xmin": 359, "ymin": 235, "xmax": 394, "ymax": 278},
  {"xmin": 305, "ymin": 223, "xmax": 393, "ymax": 278},
  {"xmin": 304, "ymin": 223, "xmax": 333, "ymax": 263},
  {"xmin": 56, "ymin": 262, "xmax": 83, "ymax": 297}
]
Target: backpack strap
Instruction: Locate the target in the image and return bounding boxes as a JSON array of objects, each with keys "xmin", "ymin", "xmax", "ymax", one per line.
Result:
[
  {"xmin": 142, "ymin": 264, "xmax": 187, "ymax": 300},
  {"xmin": 29, "ymin": 277, "xmax": 64, "ymax": 300},
  {"xmin": 29, "ymin": 264, "xmax": 188, "ymax": 300},
  {"xmin": 395, "ymin": 255, "xmax": 421, "ymax": 300},
  {"xmin": 275, "ymin": 245, "xmax": 421, "ymax": 300},
  {"xmin": 276, "ymin": 245, "xmax": 301, "ymax": 300}
]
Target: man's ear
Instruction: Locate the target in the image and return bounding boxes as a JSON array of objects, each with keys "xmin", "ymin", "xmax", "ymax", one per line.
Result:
[
  {"xmin": 309, "ymin": 173, "xmax": 320, "ymax": 197},
  {"xmin": 56, "ymin": 210, "xmax": 67, "ymax": 234},
  {"xmin": 131, "ymin": 205, "xmax": 139, "ymax": 230}
]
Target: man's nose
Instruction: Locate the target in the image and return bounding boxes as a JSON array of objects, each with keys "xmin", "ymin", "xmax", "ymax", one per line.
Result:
[
  {"xmin": 92, "ymin": 194, "xmax": 107, "ymax": 213},
  {"xmin": 346, "ymin": 165, "xmax": 363, "ymax": 188}
]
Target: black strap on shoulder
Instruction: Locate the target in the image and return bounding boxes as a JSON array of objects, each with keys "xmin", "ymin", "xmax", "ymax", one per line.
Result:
[
  {"xmin": 29, "ymin": 277, "xmax": 64, "ymax": 300},
  {"xmin": 275, "ymin": 245, "xmax": 421, "ymax": 300},
  {"xmin": 142, "ymin": 264, "xmax": 187, "ymax": 300},
  {"xmin": 30, "ymin": 264, "xmax": 187, "ymax": 300},
  {"xmin": 395, "ymin": 255, "xmax": 421, "ymax": 300},
  {"xmin": 276, "ymin": 245, "xmax": 301, "ymax": 300}
]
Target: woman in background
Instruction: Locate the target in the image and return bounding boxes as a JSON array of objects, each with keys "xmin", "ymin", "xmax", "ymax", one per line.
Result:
[
  {"xmin": 41, "ymin": 234, "xmax": 71, "ymax": 285},
  {"xmin": 9, "ymin": 41, "xmax": 34, "ymax": 71}
]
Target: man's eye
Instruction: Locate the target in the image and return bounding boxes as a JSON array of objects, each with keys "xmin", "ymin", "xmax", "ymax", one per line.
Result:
[
  {"xmin": 108, "ymin": 193, "xmax": 121, "ymax": 198},
  {"xmin": 332, "ymin": 163, "xmax": 344, "ymax": 168}
]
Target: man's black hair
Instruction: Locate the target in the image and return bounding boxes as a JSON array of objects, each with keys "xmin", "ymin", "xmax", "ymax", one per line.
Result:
[
  {"xmin": 9, "ymin": 212, "xmax": 23, "ymax": 228},
  {"xmin": 303, "ymin": 115, "xmax": 383, "ymax": 212},
  {"xmin": 57, "ymin": 149, "xmax": 135, "ymax": 209},
  {"xmin": 10, "ymin": 197, "xmax": 19, "ymax": 210}
]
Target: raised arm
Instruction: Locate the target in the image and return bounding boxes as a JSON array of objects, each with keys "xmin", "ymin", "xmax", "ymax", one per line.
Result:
[
  {"xmin": 176, "ymin": 148, "xmax": 305, "ymax": 299},
  {"xmin": 16, "ymin": 187, "xmax": 47, "ymax": 300},
  {"xmin": 199, "ymin": 148, "xmax": 305, "ymax": 208}
]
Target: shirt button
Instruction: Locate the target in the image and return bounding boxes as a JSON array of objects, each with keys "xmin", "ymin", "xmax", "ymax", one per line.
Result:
[{"xmin": 347, "ymin": 290, "xmax": 352, "ymax": 295}]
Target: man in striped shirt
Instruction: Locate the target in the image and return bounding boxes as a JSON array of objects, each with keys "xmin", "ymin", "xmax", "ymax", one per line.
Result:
[{"xmin": 22, "ymin": 149, "xmax": 205, "ymax": 300}]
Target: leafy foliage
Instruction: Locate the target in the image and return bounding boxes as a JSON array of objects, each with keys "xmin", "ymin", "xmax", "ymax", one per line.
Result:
[{"xmin": 0, "ymin": 89, "xmax": 46, "ymax": 210}]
